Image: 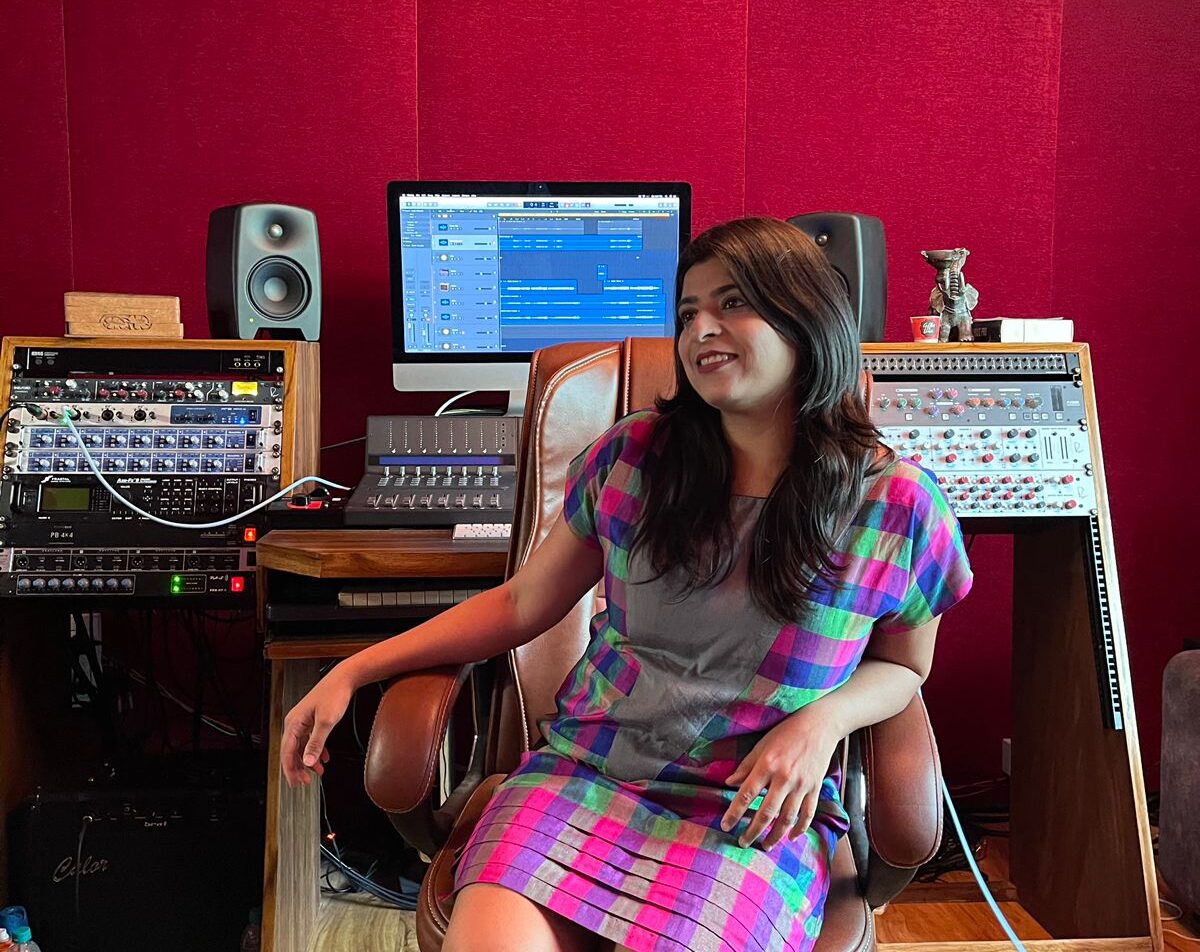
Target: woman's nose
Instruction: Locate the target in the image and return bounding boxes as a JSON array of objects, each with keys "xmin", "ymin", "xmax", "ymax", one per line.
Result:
[{"xmin": 690, "ymin": 308, "xmax": 721, "ymax": 338}]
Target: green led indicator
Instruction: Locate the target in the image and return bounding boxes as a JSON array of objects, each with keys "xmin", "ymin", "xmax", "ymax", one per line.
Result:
[{"xmin": 171, "ymin": 574, "xmax": 183, "ymax": 594}]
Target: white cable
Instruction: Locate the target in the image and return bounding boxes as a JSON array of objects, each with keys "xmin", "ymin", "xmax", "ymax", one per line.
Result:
[
  {"xmin": 916, "ymin": 683, "xmax": 1026, "ymax": 951},
  {"xmin": 53, "ymin": 410, "xmax": 349, "ymax": 530},
  {"xmin": 940, "ymin": 774, "xmax": 1027, "ymax": 950},
  {"xmin": 434, "ymin": 390, "xmax": 479, "ymax": 416}
]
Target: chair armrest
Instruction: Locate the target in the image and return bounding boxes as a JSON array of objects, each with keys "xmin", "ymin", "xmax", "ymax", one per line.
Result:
[
  {"xmin": 364, "ymin": 664, "xmax": 473, "ymax": 813},
  {"xmin": 862, "ymin": 693, "xmax": 943, "ymax": 868},
  {"xmin": 844, "ymin": 694, "xmax": 943, "ymax": 908}
]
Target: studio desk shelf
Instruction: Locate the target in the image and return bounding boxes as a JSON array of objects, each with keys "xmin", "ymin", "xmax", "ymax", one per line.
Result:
[{"xmin": 255, "ymin": 528, "xmax": 508, "ymax": 952}]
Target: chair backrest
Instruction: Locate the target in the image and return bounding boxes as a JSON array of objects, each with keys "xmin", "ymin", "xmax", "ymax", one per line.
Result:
[{"xmin": 485, "ymin": 338, "xmax": 677, "ymax": 772}]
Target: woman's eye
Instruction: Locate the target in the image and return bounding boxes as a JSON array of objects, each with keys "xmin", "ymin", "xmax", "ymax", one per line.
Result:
[
  {"xmin": 722, "ymin": 297, "xmax": 744, "ymax": 310},
  {"xmin": 678, "ymin": 311, "xmax": 695, "ymax": 325}
]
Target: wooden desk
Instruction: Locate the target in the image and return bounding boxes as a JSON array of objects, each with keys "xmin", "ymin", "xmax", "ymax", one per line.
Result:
[{"xmin": 256, "ymin": 529, "xmax": 508, "ymax": 952}]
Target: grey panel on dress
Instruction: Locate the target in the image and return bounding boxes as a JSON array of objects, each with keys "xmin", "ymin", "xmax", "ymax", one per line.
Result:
[{"xmin": 607, "ymin": 496, "xmax": 782, "ymax": 782}]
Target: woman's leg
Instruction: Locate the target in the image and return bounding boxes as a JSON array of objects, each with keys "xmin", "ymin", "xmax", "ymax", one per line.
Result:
[{"xmin": 443, "ymin": 883, "xmax": 602, "ymax": 952}]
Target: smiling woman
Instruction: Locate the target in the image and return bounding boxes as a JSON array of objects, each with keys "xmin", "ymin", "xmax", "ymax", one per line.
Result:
[{"xmin": 284, "ymin": 218, "xmax": 973, "ymax": 952}]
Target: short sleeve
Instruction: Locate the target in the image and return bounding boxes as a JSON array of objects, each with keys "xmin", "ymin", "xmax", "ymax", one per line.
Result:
[
  {"xmin": 876, "ymin": 467, "xmax": 973, "ymax": 632},
  {"xmin": 563, "ymin": 440, "xmax": 604, "ymax": 549},
  {"xmin": 562, "ymin": 410, "xmax": 658, "ymax": 550}
]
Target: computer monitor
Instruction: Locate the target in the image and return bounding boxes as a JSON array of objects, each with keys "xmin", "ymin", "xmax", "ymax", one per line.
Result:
[{"xmin": 387, "ymin": 181, "xmax": 691, "ymax": 415}]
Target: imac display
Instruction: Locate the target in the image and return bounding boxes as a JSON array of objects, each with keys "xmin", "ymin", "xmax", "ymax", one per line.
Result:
[{"xmin": 387, "ymin": 181, "xmax": 690, "ymax": 413}]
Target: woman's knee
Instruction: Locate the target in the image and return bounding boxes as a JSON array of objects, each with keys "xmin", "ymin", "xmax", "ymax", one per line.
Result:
[{"xmin": 443, "ymin": 883, "xmax": 599, "ymax": 952}]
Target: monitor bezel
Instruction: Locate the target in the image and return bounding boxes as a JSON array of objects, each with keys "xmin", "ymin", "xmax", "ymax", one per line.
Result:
[{"xmin": 386, "ymin": 180, "xmax": 692, "ymax": 367}]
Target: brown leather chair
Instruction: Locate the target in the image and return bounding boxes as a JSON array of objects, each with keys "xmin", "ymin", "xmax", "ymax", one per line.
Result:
[{"xmin": 365, "ymin": 338, "xmax": 944, "ymax": 952}]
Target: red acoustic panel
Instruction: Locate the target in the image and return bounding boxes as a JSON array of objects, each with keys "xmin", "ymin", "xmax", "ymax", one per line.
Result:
[
  {"xmin": 1052, "ymin": 0, "xmax": 1200, "ymax": 781},
  {"xmin": 62, "ymin": 0, "xmax": 419, "ymax": 449},
  {"xmin": 0, "ymin": 4, "xmax": 73, "ymax": 334},
  {"xmin": 414, "ymin": 0, "xmax": 748, "ymax": 232},
  {"xmin": 745, "ymin": 0, "xmax": 1063, "ymax": 780},
  {"xmin": 746, "ymin": 0, "xmax": 1061, "ymax": 340}
]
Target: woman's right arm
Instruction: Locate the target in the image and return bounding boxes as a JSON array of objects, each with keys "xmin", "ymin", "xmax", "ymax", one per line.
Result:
[{"xmin": 280, "ymin": 513, "xmax": 604, "ymax": 786}]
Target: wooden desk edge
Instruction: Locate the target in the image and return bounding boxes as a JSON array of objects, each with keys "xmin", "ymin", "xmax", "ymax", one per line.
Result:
[{"xmin": 256, "ymin": 529, "xmax": 509, "ymax": 578}]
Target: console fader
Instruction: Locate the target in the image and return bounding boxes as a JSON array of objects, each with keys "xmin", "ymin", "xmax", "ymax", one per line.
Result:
[{"xmin": 0, "ymin": 339, "xmax": 318, "ymax": 601}]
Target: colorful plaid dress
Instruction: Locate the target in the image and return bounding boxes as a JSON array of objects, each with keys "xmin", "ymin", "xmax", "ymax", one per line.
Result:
[{"xmin": 452, "ymin": 409, "xmax": 972, "ymax": 951}]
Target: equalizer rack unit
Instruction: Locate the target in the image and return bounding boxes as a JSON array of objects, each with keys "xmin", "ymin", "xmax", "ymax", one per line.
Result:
[{"xmin": 0, "ymin": 338, "xmax": 319, "ymax": 603}]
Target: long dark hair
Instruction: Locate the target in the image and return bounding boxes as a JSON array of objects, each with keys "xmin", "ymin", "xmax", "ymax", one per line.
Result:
[{"xmin": 631, "ymin": 217, "xmax": 890, "ymax": 623}]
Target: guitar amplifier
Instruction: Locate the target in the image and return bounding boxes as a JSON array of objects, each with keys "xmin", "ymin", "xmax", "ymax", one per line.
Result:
[{"xmin": 6, "ymin": 783, "xmax": 264, "ymax": 952}]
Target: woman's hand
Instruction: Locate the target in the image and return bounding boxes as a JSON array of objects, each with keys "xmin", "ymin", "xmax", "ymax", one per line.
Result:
[
  {"xmin": 721, "ymin": 709, "xmax": 841, "ymax": 850},
  {"xmin": 280, "ymin": 665, "xmax": 356, "ymax": 787}
]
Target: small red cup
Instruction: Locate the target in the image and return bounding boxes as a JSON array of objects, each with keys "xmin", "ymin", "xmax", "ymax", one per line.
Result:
[{"xmin": 910, "ymin": 315, "xmax": 940, "ymax": 342}]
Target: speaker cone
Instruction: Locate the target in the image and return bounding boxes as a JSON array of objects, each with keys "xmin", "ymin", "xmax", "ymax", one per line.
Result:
[{"xmin": 247, "ymin": 256, "xmax": 310, "ymax": 320}]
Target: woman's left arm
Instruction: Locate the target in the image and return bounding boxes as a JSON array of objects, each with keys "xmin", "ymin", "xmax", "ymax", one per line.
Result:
[{"xmin": 722, "ymin": 616, "xmax": 941, "ymax": 849}]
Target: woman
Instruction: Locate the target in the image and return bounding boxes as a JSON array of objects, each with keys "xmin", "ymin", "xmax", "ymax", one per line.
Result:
[{"xmin": 281, "ymin": 217, "xmax": 973, "ymax": 952}]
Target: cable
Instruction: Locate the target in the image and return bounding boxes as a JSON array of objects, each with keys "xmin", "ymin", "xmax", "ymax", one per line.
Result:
[
  {"xmin": 317, "ymin": 776, "xmax": 419, "ymax": 910},
  {"xmin": 46, "ymin": 409, "xmax": 350, "ymax": 529},
  {"xmin": 435, "ymin": 391, "xmax": 480, "ymax": 416},
  {"xmin": 320, "ymin": 435, "xmax": 366, "ymax": 452},
  {"xmin": 940, "ymin": 774, "xmax": 1027, "ymax": 950}
]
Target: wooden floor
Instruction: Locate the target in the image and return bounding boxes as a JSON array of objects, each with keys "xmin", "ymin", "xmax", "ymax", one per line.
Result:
[
  {"xmin": 311, "ymin": 895, "xmax": 1200, "ymax": 951},
  {"xmin": 310, "ymin": 838, "xmax": 1200, "ymax": 951}
]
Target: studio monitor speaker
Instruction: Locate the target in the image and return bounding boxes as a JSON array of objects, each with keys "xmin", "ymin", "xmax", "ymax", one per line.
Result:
[
  {"xmin": 206, "ymin": 203, "xmax": 321, "ymax": 340},
  {"xmin": 787, "ymin": 212, "xmax": 886, "ymax": 342}
]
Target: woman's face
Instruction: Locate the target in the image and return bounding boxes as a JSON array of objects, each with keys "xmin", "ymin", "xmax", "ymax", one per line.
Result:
[{"xmin": 677, "ymin": 258, "xmax": 797, "ymax": 418}]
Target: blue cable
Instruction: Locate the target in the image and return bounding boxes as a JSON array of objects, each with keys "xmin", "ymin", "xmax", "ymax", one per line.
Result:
[{"xmin": 939, "ymin": 768, "xmax": 1028, "ymax": 951}]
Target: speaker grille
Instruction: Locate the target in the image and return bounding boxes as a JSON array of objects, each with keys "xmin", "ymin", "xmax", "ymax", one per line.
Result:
[{"xmin": 247, "ymin": 256, "xmax": 310, "ymax": 320}]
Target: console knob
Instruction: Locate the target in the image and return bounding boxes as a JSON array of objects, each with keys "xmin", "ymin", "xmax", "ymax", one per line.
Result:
[
  {"xmin": 1062, "ymin": 475, "xmax": 1075, "ymax": 484},
  {"xmin": 877, "ymin": 397, "xmax": 891, "ymax": 409},
  {"xmin": 105, "ymin": 578, "xmax": 119, "ymax": 591},
  {"xmin": 945, "ymin": 453, "xmax": 958, "ymax": 463},
  {"xmin": 31, "ymin": 578, "xmax": 46, "ymax": 591},
  {"xmin": 1064, "ymin": 499, "xmax": 1079, "ymax": 510},
  {"xmin": 981, "ymin": 453, "xmax": 995, "ymax": 463}
]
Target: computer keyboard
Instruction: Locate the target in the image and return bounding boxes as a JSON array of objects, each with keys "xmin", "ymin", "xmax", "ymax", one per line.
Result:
[{"xmin": 451, "ymin": 522, "xmax": 512, "ymax": 541}]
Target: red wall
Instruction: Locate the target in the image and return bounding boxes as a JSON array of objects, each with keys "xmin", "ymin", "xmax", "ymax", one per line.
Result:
[{"xmin": 2, "ymin": 1, "xmax": 1197, "ymax": 785}]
